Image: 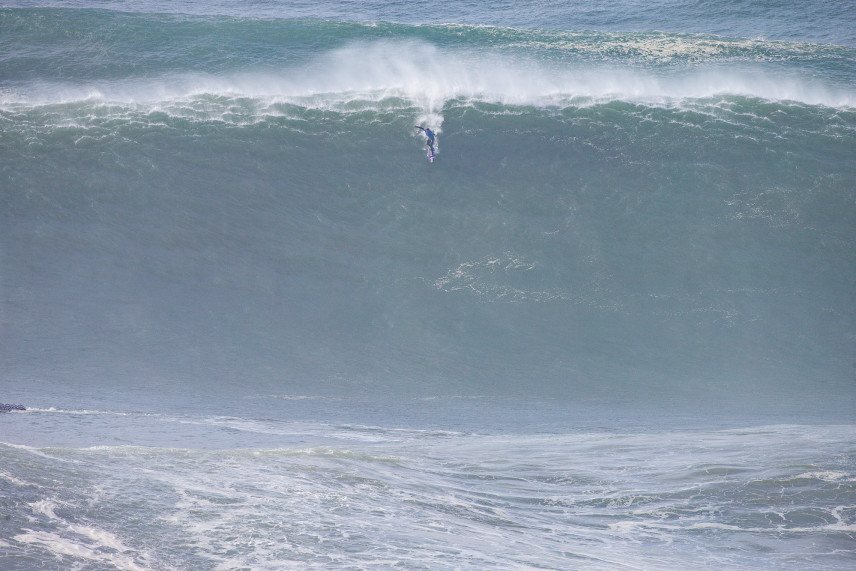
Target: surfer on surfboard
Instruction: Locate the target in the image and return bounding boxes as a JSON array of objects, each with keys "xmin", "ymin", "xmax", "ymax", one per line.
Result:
[{"xmin": 415, "ymin": 126, "xmax": 435, "ymax": 158}]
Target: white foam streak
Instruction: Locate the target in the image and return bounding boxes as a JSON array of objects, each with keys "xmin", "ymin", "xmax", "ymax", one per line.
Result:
[
  {"xmin": 14, "ymin": 529, "xmax": 150, "ymax": 571},
  {"xmin": 16, "ymin": 499, "xmax": 153, "ymax": 570}
]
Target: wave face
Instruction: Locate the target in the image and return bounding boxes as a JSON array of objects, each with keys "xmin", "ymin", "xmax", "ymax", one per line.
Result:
[{"xmin": 2, "ymin": 8, "xmax": 855, "ymax": 413}]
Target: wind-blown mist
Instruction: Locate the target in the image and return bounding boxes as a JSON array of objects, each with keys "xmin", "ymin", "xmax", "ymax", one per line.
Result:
[{"xmin": 5, "ymin": 38, "xmax": 855, "ymax": 112}]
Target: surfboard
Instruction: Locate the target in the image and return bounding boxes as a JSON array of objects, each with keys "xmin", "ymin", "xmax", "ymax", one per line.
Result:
[{"xmin": 428, "ymin": 151, "xmax": 434, "ymax": 163}]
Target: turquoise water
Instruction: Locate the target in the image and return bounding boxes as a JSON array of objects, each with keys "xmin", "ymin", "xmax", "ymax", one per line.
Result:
[{"xmin": 2, "ymin": 1, "xmax": 855, "ymax": 568}]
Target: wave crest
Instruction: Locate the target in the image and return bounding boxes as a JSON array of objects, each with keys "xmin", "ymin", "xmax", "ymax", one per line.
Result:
[{"xmin": 3, "ymin": 39, "xmax": 854, "ymax": 117}]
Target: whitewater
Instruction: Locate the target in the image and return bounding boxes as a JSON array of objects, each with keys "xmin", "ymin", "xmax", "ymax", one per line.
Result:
[{"xmin": 2, "ymin": 1, "xmax": 855, "ymax": 569}]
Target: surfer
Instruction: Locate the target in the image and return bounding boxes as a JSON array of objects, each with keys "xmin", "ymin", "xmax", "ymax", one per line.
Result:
[{"xmin": 415, "ymin": 125, "xmax": 435, "ymax": 156}]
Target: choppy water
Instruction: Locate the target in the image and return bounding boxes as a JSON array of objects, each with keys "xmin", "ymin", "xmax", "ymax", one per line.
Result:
[
  {"xmin": 2, "ymin": 1, "xmax": 855, "ymax": 568},
  {"xmin": 2, "ymin": 410, "xmax": 855, "ymax": 570}
]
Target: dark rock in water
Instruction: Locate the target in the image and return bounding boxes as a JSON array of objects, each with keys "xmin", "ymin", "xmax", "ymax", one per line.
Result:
[{"xmin": 0, "ymin": 403, "xmax": 25, "ymax": 412}]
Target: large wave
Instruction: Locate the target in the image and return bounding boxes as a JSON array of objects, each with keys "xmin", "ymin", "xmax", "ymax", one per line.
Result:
[{"xmin": 2, "ymin": 8, "xmax": 855, "ymax": 413}]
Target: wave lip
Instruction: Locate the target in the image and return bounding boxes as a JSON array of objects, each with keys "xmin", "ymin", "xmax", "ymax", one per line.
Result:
[{"xmin": 3, "ymin": 39, "xmax": 854, "ymax": 116}]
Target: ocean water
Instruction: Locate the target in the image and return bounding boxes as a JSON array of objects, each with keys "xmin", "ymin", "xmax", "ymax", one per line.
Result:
[{"xmin": 2, "ymin": 1, "xmax": 855, "ymax": 569}]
